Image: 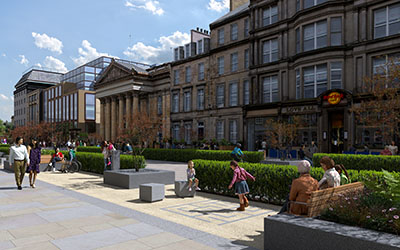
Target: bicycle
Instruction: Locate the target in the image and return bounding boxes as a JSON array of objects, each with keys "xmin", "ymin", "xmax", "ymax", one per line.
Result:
[{"xmin": 60, "ymin": 159, "xmax": 82, "ymax": 173}]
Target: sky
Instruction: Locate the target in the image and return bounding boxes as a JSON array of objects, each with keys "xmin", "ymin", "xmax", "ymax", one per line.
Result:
[{"xmin": 0, "ymin": 0, "xmax": 230, "ymax": 122}]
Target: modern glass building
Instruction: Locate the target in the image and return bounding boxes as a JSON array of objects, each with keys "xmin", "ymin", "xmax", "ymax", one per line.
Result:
[{"xmin": 61, "ymin": 57, "xmax": 112, "ymax": 90}]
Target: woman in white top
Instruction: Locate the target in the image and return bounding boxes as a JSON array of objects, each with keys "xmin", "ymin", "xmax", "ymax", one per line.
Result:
[
  {"xmin": 388, "ymin": 141, "xmax": 398, "ymax": 156},
  {"xmin": 318, "ymin": 156, "xmax": 341, "ymax": 189}
]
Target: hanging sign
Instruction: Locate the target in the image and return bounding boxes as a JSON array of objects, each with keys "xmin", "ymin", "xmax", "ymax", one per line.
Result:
[{"xmin": 324, "ymin": 92, "xmax": 343, "ymax": 105}]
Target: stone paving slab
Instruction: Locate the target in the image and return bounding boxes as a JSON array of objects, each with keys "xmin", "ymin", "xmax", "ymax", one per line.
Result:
[{"xmin": 0, "ymin": 169, "xmax": 256, "ymax": 250}]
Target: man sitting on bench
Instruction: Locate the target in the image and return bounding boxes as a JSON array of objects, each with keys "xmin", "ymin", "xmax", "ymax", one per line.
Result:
[{"xmin": 47, "ymin": 148, "xmax": 64, "ymax": 172}]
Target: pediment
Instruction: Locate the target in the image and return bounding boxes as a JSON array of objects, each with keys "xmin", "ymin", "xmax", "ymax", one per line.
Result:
[{"xmin": 96, "ymin": 62, "xmax": 133, "ymax": 87}]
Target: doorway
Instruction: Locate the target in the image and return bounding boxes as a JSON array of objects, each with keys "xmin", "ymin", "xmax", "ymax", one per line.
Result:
[{"xmin": 329, "ymin": 111, "xmax": 344, "ymax": 153}]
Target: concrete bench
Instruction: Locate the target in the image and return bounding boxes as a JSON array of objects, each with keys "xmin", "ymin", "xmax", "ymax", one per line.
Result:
[
  {"xmin": 290, "ymin": 182, "xmax": 364, "ymax": 217},
  {"xmin": 139, "ymin": 183, "xmax": 165, "ymax": 202},
  {"xmin": 174, "ymin": 181, "xmax": 196, "ymax": 197}
]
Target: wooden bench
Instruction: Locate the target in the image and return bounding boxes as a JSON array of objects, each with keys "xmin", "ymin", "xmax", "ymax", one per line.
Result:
[
  {"xmin": 40, "ymin": 155, "xmax": 52, "ymax": 164},
  {"xmin": 290, "ymin": 182, "xmax": 364, "ymax": 217}
]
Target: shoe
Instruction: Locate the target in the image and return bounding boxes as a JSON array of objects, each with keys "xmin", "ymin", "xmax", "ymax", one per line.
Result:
[
  {"xmin": 196, "ymin": 187, "xmax": 201, "ymax": 191},
  {"xmin": 236, "ymin": 203, "xmax": 245, "ymax": 211},
  {"xmin": 52, "ymin": 168, "xmax": 56, "ymax": 172},
  {"xmin": 244, "ymin": 196, "xmax": 249, "ymax": 207},
  {"xmin": 189, "ymin": 187, "xmax": 192, "ymax": 192},
  {"xmin": 32, "ymin": 184, "xmax": 36, "ymax": 188},
  {"xmin": 17, "ymin": 186, "xmax": 22, "ymax": 190}
]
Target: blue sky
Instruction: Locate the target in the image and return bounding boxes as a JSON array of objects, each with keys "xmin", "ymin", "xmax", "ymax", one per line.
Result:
[{"xmin": 0, "ymin": 0, "xmax": 230, "ymax": 121}]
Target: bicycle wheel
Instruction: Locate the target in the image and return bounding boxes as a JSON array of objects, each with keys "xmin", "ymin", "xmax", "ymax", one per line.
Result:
[
  {"xmin": 69, "ymin": 162, "xmax": 78, "ymax": 173},
  {"xmin": 76, "ymin": 161, "xmax": 82, "ymax": 172}
]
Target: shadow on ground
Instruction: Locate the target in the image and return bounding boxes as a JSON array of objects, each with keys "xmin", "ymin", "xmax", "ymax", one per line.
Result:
[
  {"xmin": 230, "ymin": 230, "xmax": 264, "ymax": 250},
  {"xmin": 127, "ymin": 199, "xmax": 164, "ymax": 204},
  {"xmin": 188, "ymin": 208, "xmax": 234, "ymax": 215}
]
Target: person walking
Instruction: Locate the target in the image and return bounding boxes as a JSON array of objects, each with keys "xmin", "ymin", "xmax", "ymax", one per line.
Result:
[
  {"xmin": 27, "ymin": 138, "xmax": 41, "ymax": 188},
  {"xmin": 9, "ymin": 137, "xmax": 30, "ymax": 190},
  {"xmin": 102, "ymin": 141, "xmax": 109, "ymax": 171},
  {"xmin": 228, "ymin": 160, "xmax": 255, "ymax": 211}
]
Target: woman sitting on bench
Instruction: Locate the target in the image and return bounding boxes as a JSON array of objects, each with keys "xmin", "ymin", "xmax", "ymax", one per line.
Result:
[
  {"xmin": 288, "ymin": 160, "xmax": 319, "ymax": 215},
  {"xmin": 48, "ymin": 148, "xmax": 64, "ymax": 172}
]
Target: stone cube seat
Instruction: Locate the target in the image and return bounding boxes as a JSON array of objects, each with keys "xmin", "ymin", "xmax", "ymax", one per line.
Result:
[
  {"xmin": 174, "ymin": 181, "xmax": 196, "ymax": 197},
  {"xmin": 140, "ymin": 183, "xmax": 165, "ymax": 202}
]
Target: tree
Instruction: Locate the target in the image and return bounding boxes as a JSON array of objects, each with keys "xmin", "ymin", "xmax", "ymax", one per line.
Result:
[
  {"xmin": 265, "ymin": 116, "xmax": 301, "ymax": 149},
  {"xmin": 351, "ymin": 58, "xmax": 400, "ymax": 144},
  {"xmin": 118, "ymin": 110, "xmax": 162, "ymax": 155}
]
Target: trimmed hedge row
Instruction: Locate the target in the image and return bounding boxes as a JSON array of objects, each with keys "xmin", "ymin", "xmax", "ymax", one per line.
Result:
[
  {"xmin": 313, "ymin": 153, "xmax": 400, "ymax": 172},
  {"xmin": 0, "ymin": 147, "xmax": 9, "ymax": 155},
  {"xmin": 0, "ymin": 144, "xmax": 10, "ymax": 148},
  {"xmin": 76, "ymin": 147, "xmax": 264, "ymax": 163},
  {"xmin": 192, "ymin": 159, "xmax": 399, "ymax": 205}
]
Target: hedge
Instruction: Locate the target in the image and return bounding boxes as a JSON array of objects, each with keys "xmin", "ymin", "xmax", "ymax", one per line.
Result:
[
  {"xmin": 0, "ymin": 144, "xmax": 10, "ymax": 148},
  {"xmin": 76, "ymin": 147, "xmax": 264, "ymax": 163},
  {"xmin": 313, "ymin": 153, "xmax": 400, "ymax": 172},
  {"xmin": 0, "ymin": 147, "xmax": 9, "ymax": 155},
  {"xmin": 192, "ymin": 159, "xmax": 400, "ymax": 205}
]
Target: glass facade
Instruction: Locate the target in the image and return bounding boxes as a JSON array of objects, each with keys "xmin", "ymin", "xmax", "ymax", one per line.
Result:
[
  {"xmin": 61, "ymin": 56, "xmax": 112, "ymax": 90},
  {"xmin": 85, "ymin": 93, "xmax": 95, "ymax": 120}
]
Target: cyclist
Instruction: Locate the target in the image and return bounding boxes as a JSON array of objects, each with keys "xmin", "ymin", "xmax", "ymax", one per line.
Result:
[
  {"xmin": 231, "ymin": 143, "xmax": 244, "ymax": 162},
  {"xmin": 61, "ymin": 145, "xmax": 77, "ymax": 173}
]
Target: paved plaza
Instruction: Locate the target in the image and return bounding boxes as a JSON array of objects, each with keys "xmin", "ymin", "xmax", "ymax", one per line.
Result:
[{"xmin": 0, "ymin": 160, "xmax": 280, "ymax": 249}]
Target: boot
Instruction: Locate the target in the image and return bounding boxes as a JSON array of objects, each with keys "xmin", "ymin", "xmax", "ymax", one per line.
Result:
[
  {"xmin": 236, "ymin": 203, "xmax": 245, "ymax": 211},
  {"xmin": 244, "ymin": 196, "xmax": 249, "ymax": 207}
]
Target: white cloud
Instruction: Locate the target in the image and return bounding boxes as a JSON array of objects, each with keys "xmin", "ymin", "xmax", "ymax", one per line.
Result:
[
  {"xmin": 207, "ymin": 0, "xmax": 229, "ymax": 12},
  {"xmin": 123, "ymin": 31, "xmax": 190, "ymax": 64},
  {"xmin": 35, "ymin": 63, "xmax": 42, "ymax": 68},
  {"xmin": 0, "ymin": 94, "xmax": 9, "ymax": 101},
  {"xmin": 0, "ymin": 94, "xmax": 13, "ymax": 121},
  {"xmin": 19, "ymin": 55, "xmax": 29, "ymax": 65},
  {"xmin": 72, "ymin": 40, "xmax": 112, "ymax": 66},
  {"xmin": 125, "ymin": 0, "xmax": 164, "ymax": 16},
  {"xmin": 32, "ymin": 32, "xmax": 63, "ymax": 54},
  {"xmin": 1, "ymin": 53, "xmax": 6, "ymax": 57},
  {"xmin": 43, "ymin": 56, "xmax": 68, "ymax": 73}
]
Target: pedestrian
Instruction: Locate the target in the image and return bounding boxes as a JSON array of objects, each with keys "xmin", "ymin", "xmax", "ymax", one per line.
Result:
[
  {"xmin": 9, "ymin": 137, "xmax": 30, "ymax": 190},
  {"xmin": 27, "ymin": 138, "xmax": 41, "ymax": 188},
  {"xmin": 380, "ymin": 145, "xmax": 392, "ymax": 156},
  {"xmin": 388, "ymin": 141, "xmax": 398, "ymax": 155},
  {"xmin": 231, "ymin": 143, "xmax": 244, "ymax": 162},
  {"xmin": 261, "ymin": 139, "xmax": 267, "ymax": 159},
  {"xmin": 334, "ymin": 164, "xmax": 350, "ymax": 185},
  {"xmin": 318, "ymin": 156, "xmax": 340, "ymax": 189},
  {"xmin": 107, "ymin": 141, "xmax": 116, "ymax": 169},
  {"xmin": 307, "ymin": 141, "xmax": 318, "ymax": 158},
  {"xmin": 187, "ymin": 160, "xmax": 201, "ymax": 192},
  {"xmin": 228, "ymin": 160, "xmax": 255, "ymax": 211},
  {"xmin": 101, "ymin": 141, "xmax": 109, "ymax": 171}
]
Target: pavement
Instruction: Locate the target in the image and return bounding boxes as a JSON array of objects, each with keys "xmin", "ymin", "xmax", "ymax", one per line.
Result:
[{"xmin": 0, "ymin": 160, "xmax": 280, "ymax": 250}]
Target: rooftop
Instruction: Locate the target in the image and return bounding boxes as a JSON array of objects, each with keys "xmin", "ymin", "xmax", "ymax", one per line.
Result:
[{"xmin": 210, "ymin": 1, "xmax": 249, "ymax": 27}]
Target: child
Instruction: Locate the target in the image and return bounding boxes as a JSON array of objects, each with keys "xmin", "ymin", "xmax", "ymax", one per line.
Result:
[
  {"xmin": 318, "ymin": 156, "xmax": 341, "ymax": 189},
  {"xmin": 228, "ymin": 160, "xmax": 255, "ymax": 211},
  {"xmin": 334, "ymin": 164, "xmax": 350, "ymax": 185},
  {"xmin": 187, "ymin": 160, "xmax": 200, "ymax": 192}
]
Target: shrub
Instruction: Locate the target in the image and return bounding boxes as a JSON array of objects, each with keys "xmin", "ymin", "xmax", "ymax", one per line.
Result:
[
  {"xmin": 0, "ymin": 144, "xmax": 10, "ymax": 148},
  {"xmin": 0, "ymin": 147, "xmax": 9, "ymax": 155},
  {"xmin": 76, "ymin": 146, "xmax": 101, "ymax": 153},
  {"xmin": 313, "ymin": 153, "xmax": 400, "ymax": 172},
  {"xmin": 192, "ymin": 159, "xmax": 400, "ymax": 205}
]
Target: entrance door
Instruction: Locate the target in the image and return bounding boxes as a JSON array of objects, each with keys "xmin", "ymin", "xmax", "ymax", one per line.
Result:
[{"xmin": 329, "ymin": 112, "xmax": 344, "ymax": 153}]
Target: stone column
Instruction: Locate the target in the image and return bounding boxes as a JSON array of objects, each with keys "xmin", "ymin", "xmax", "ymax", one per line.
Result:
[
  {"xmin": 100, "ymin": 99, "xmax": 105, "ymax": 140},
  {"xmin": 105, "ymin": 98, "xmax": 111, "ymax": 141},
  {"xmin": 111, "ymin": 97, "xmax": 117, "ymax": 141},
  {"xmin": 126, "ymin": 94, "xmax": 132, "ymax": 125},
  {"xmin": 118, "ymin": 95, "xmax": 124, "ymax": 133},
  {"xmin": 133, "ymin": 94, "xmax": 139, "ymax": 114}
]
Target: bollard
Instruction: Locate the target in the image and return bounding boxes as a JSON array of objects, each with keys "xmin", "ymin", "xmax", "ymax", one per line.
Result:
[{"xmin": 111, "ymin": 150, "xmax": 120, "ymax": 170}]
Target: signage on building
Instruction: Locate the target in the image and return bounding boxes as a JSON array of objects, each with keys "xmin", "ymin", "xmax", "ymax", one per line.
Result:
[
  {"xmin": 281, "ymin": 105, "xmax": 317, "ymax": 114},
  {"xmin": 324, "ymin": 92, "xmax": 344, "ymax": 105}
]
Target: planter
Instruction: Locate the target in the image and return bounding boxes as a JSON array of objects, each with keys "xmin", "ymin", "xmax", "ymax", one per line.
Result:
[
  {"xmin": 104, "ymin": 168, "xmax": 175, "ymax": 189},
  {"xmin": 264, "ymin": 214, "xmax": 400, "ymax": 250}
]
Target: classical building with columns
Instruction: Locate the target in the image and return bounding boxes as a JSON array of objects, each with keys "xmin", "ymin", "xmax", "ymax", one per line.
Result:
[{"xmin": 95, "ymin": 59, "xmax": 171, "ymax": 142}]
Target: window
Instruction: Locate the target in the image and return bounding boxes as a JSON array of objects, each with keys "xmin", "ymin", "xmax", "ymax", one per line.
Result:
[
  {"xmin": 263, "ymin": 76, "xmax": 279, "ymax": 103},
  {"xmin": 229, "ymin": 120, "xmax": 238, "ymax": 144},
  {"xmin": 172, "ymin": 93, "xmax": 179, "ymax": 113},
  {"xmin": 303, "ymin": 64, "xmax": 327, "ymax": 98},
  {"xmin": 330, "ymin": 62, "xmax": 342, "ymax": 89},
  {"xmin": 296, "ymin": 0, "xmax": 300, "ymax": 12},
  {"xmin": 231, "ymin": 52, "xmax": 238, "ymax": 72},
  {"xmin": 229, "ymin": 82, "xmax": 238, "ymax": 106},
  {"xmin": 157, "ymin": 96, "xmax": 162, "ymax": 115},
  {"xmin": 374, "ymin": 4, "xmax": 400, "ymax": 39},
  {"xmin": 262, "ymin": 39, "xmax": 278, "ymax": 63},
  {"xmin": 331, "ymin": 17, "xmax": 342, "ymax": 46},
  {"xmin": 66, "ymin": 95, "xmax": 69, "ymax": 120},
  {"xmin": 44, "ymin": 91, "xmax": 47, "ymax": 121},
  {"xmin": 85, "ymin": 94, "xmax": 95, "ymax": 120},
  {"xmin": 373, "ymin": 54, "xmax": 400, "ymax": 75},
  {"xmin": 304, "ymin": 0, "xmax": 327, "ymax": 9},
  {"xmin": 173, "ymin": 124, "xmax": 180, "ymax": 141},
  {"xmin": 244, "ymin": 18, "xmax": 249, "ymax": 37},
  {"xmin": 244, "ymin": 49, "xmax": 249, "ymax": 69},
  {"xmin": 243, "ymin": 80, "xmax": 250, "ymax": 105},
  {"xmin": 198, "ymin": 122, "xmax": 205, "ymax": 140},
  {"xmin": 63, "ymin": 96, "xmax": 66, "ymax": 121},
  {"xmin": 174, "ymin": 70, "xmax": 180, "ymax": 85},
  {"xmin": 296, "ymin": 69, "xmax": 301, "ymax": 99},
  {"xmin": 218, "ymin": 57, "xmax": 224, "ymax": 75},
  {"xmin": 217, "ymin": 121, "xmax": 224, "ymax": 140},
  {"xmin": 263, "ymin": 5, "xmax": 278, "ymax": 27},
  {"xmin": 198, "ymin": 63, "xmax": 205, "ymax": 81},
  {"xmin": 184, "ymin": 124, "xmax": 192, "ymax": 144},
  {"xmin": 197, "ymin": 40, "xmax": 203, "ymax": 54},
  {"xmin": 74, "ymin": 93, "xmax": 78, "ymax": 120},
  {"xmin": 303, "ymin": 20, "xmax": 327, "ymax": 52},
  {"xmin": 231, "ymin": 23, "xmax": 238, "ymax": 41},
  {"xmin": 185, "ymin": 44, "xmax": 190, "ymax": 58},
  {"xmin": 197, "ymin": 89, "xmax": 204, "ymax": 110},
  {"xmin": 217, "ymin": 85, "xmax": 225, "ymax": 108},
  {"xmin": 218, "ymin": 28, "xmax": 224, "ymax": 45},
  {"xmin": 185, "ymin": 67, "xmax": 191, "ymax": 83},
  {"xmin": 184, "ymin": 91, "xmax": 191, "ymax": 112},
  {"xmin": 296, "ymin": 28, "xmax": 300, "ymax": 53}
]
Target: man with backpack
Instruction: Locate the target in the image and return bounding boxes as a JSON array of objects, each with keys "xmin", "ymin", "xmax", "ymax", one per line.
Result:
[{"xmin": 231, "ymin": 143, "xmax": 244, "ymax": 162}]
